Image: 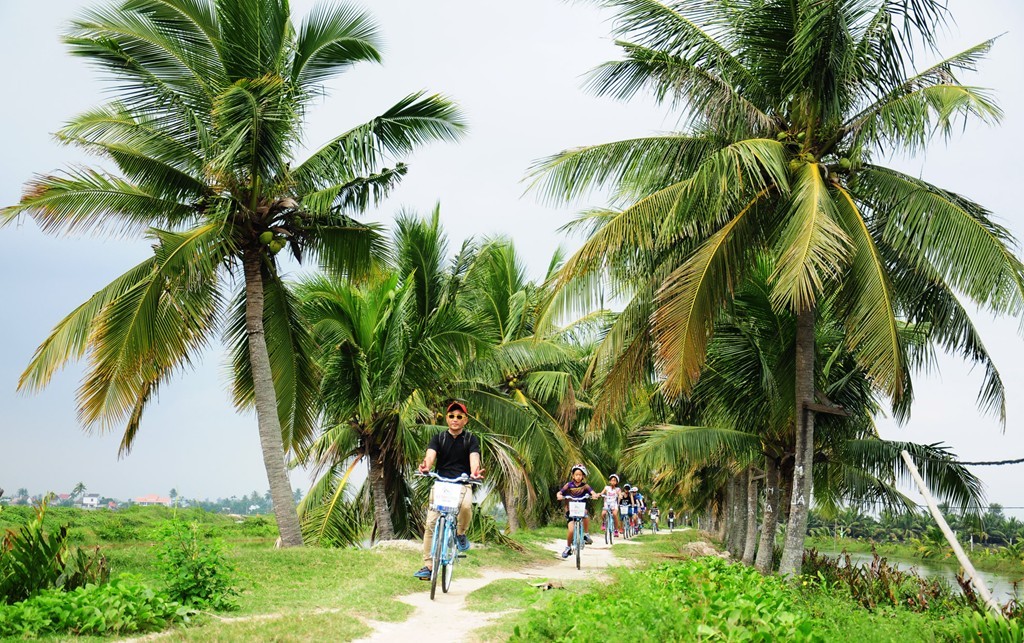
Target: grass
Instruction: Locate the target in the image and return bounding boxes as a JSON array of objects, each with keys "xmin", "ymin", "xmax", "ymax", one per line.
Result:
[{"xmin": 5, "ymin": 508, "xmax": 1001, "ymax": 642}]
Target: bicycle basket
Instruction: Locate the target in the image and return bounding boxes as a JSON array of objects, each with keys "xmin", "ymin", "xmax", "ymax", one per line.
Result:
[
  {"xmin": 432, "ymin": 482, "xmax": 464, "ymax": 511},
  {"xmin": 568, "ymin": 500, "xmax": 587, "ymax": 518},
  {"xmin": 618, "ymin": 505, "xmax": 628, "ymax": 516}
]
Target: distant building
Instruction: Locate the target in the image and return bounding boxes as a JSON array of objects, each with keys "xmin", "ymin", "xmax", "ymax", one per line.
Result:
[
  {"xmin": 81, "ymin": 494, "xmax": 101, "ymax": 509},
  {"xmin": 134, "ymin": 494, "xmax": 172, "ymax": 507}
]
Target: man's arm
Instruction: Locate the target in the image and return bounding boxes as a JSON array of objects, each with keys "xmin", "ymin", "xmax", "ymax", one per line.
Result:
[
  {"xmin": 418, "ymin": 448, "xmax": 437, "ymax": 473},
  {"xmin": 470, "ymin": 451, "xmax": 485, "ymax": 478}
]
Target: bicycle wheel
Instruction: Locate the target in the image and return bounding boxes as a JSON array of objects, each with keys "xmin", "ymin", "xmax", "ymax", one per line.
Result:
[
  {"xmin": 442, "ymin": 522, "xmax": 457, "ymax": 593},
  {"xmin": 429, "ymin": 518, "xmax": 444, "ymax": 600},
  {"xmin": 575, "ymin": 521, "xmax": 582, "ymax": 570}
]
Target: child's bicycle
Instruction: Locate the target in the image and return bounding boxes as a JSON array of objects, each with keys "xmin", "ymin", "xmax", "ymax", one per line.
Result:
[
  {"xmin": 619, "ymin": 505, "xmax": 633, "ymax": 539},
  {"xmin": 668, "ymin": 517, "xmax": 675, "ymax": 532},
  {"xmin": 566, "ymin": 499, "xmax": 589, "ymax": 570},
  {"xmin": 603, "ymin": 506, "xmax": 616, "ymax": 545},
  {"xmin": 418, "ymin": 471, "xmax": 482, "ymax": 600}
]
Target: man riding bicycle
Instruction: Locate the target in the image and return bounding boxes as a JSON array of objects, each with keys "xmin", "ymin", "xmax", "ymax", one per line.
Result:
[{"xmin": 413, "ymin": 401, "xmax": 485, "ymax": 580}]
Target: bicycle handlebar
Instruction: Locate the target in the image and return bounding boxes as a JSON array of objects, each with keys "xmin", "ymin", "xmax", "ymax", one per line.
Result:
[{"xmin": 416, "ymin": 471, "xmax": 484, "ymax": 486}]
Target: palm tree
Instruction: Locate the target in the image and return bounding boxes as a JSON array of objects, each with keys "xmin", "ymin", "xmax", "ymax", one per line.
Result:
[
  {"xmin": 459, "ymin": 239, "xmax": 594, "ymax": 530},
  {"xmin": 1, "ymin": 0, "xmax": 465, "ymax": 546},
  {"xmin": 531, "ymin": 0, "xmax": 1021, "ymax": 574},
  {"xmin": 71, "ymin": 482, "xmax": 87, "ymax": 501},
  {"xmin": 625, "ymin": 260, "xmax": 984, "ymax": 571}
]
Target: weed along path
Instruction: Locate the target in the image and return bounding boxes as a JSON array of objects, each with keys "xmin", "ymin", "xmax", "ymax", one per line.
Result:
[{"xmin": 352, "ymin": 538, "xmax": 627, "ymax": 643}]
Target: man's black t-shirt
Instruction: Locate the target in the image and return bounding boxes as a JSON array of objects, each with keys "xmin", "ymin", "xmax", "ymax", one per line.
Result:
[{"xmin": 428, "ymin": 429, "xmax": 481, "ymax": 479}]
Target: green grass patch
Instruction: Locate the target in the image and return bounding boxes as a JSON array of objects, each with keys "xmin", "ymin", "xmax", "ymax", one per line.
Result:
[{"xmin": 499, "ymin": 556, "xmax": 820, "ymax": 642}]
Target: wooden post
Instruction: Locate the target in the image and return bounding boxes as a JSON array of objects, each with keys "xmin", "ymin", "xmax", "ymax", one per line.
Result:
[{"xmin": 900, "ymin": 450, "xmax": 1001, "ymax": 615}]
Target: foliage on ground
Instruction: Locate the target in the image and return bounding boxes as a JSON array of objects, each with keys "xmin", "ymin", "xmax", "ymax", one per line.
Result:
[
  {"xmin": 506, "ymin": 556, "xmax": 821, "ymax": 642},
  {"xmin": 0, "ymin": 500, "xmax": 109, "ymax": 604},
  {"xmin": 802, "ymin": 548, "xmax": 962, "ymax": 612},
  {"xmin": 0, "ymin": 505, "xmax": 277, "ymax": 545},
  {"xmin": 154, "ymin": 520, "xmax": 239, "ymax": 610},
  {"xmin": 0, "ymin": 575, "xmax": 189, "ymax": 638}
]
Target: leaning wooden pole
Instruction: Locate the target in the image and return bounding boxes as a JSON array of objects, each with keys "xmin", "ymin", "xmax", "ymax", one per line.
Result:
[{"xmin": 899, "ymin": 450, "xmax": 1001, "ymax": 615}]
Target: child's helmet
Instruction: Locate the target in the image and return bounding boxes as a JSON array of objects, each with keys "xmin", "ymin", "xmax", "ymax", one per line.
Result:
[{"xmin": 570, "ymin": 463, "xmax": 588, "ymax": 476}]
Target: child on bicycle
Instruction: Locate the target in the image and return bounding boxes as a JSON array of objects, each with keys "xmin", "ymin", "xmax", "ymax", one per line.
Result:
[
  {"xmin": 667, "ymin": 507, "xmax": 676, "ymax": 530},
  {"xmin": 599, "ymin": 473, "xmax": 623, "ymax": 537},
  {"xmin": 556, "ymin": 464, "xmax": 601, "ymax": 558},
  {"xmin": 650, "ymin": 503, "xmax": 660, "ymax": 530}
]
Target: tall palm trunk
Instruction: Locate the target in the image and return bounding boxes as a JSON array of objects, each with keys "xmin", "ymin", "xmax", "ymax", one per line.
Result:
[
  {"xmin": 502, "ymin": 486, "xmax": 520, "ymax": 533},
  {"xmin": 727, "ymin": 474, "xmax": 746, "ymax": 555},
  {"xmin": 742, "ymin": 469, "xmax": 758, "ymax": 565},
  {"xmin": 366, "ymin": 441, "xmax": 396, "ymax": 541},
  {"xmin": 243, "ymin": 250, "xmax": 303, "ymax": 547},
  {"xmin": 779, "ymin": 307, "xmax": 816, "ymax": 575},
  {"xmin": 755, "ymin": 457, "xmax": 782, "ymax": 573}
]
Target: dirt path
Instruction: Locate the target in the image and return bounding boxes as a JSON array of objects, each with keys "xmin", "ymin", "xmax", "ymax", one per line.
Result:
[{"xmin": 351, "ymin": 537, "xmax": 634, "ymax": 643}]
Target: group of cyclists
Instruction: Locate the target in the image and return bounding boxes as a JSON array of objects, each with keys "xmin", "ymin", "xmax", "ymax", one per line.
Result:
[
  {"xmin": 555, "ymin": 464, "xmax": 674, "ymax": 559},
  {"xmin": 413, "ymin": 401, "xmax": 682, "ymax": 581}
]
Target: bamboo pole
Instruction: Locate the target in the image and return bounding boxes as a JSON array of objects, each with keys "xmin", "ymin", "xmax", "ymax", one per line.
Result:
[{"xmin": 899, "ymin": 450, "xmax": 1001, "ymax": 615}]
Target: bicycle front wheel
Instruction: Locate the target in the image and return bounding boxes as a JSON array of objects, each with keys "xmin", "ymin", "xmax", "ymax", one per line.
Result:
[
  {"xmin": 574, "ymin": 520, "xmax": 583, "ymax": 570},
  {"xmin": 429, "ymin": 518, "xmax": 443, "ymax": 600},
  {"xmin": 442, "ymin": 523, "xmax": 457, "ymax": 593}
]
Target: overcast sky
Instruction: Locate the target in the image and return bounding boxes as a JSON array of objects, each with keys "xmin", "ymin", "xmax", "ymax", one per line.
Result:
[{"xmin": 1, "ymin": 1, "xmax": 1022, "ymax": 515}]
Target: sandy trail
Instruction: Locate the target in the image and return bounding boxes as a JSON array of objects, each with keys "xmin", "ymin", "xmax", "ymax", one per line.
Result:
[{"xmin": 352, "ymin": 536, "xmax": 635, "ymax": 643}]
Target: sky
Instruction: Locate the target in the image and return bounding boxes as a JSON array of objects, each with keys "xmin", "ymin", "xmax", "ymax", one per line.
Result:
[{"xmin": 1, "ymin": 0, "xmax": 1022, "ymax": 515}]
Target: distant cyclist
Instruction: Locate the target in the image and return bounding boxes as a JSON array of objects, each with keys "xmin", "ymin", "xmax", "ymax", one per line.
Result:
[
  {"xmin": 667, "ymin": 507, "xmax": 676, "ymax": 530},
  {"xmin": 556, "ymin": 464, "xmax": 600, "ymax": 559},
  {"xmin": 632, "ymin": 486, "xmax": 646, "ymax": 531},
  {"xmin": 650, "ymin": 504, "xmax": 660, "ymax": 529},
  {"xmin": 599, "ymin": 473, "xmax": 623, "ymax": 537}
]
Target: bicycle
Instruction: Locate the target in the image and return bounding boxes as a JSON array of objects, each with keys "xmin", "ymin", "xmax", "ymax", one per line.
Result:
[
  {"xmin": 566, "ymin": 499, "xmax": 588, "ymax": 570},
  {"xmin": 418, "ymin": 472, "xmax": 482, "ymax": 600},
  {"xmin": 619, "ymin": 505, "xmax": 632, "ymax": 539},
  {"xmin": 668, "ymin": 517, "xmax": 675, "ymax": 533},
  {"xmin": 602, "ymin": 505, "xmax": 616, "ymax": 545}
]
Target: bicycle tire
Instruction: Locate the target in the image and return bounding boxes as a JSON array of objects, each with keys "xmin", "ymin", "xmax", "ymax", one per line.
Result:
[
  {"xmin": 442, "ymin": 524, "xmax": 456, "ymax": 593},
  {"xmin": 429, "ymin": 518, "xmax": 443, "ymax": 600},
  {"xmin": 575, "ymin": 521, "xmax": 582, "ymax": 570}
]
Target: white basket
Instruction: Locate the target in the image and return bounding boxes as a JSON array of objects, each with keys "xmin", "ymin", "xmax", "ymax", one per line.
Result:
[
  {"xmin": 432, "ymin": 482, "xmax": 463, "ymax": 511},
  {"xmin": 567, "ymin": 501, "xmax": 587, "ymax": 518},
  {"xmin": 618, "ymin": 505, "xmax": 629, "ymax": 516}
]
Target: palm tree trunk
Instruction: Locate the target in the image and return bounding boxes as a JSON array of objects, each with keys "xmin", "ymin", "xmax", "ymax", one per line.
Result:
[
  {"xmin": 742, "ymin": 469, "xmax": 758, "ymax": 565},
  {"xmin": 243, "ymin": 250, "xmax": 303, "ymax": 547},
  {"xmin": 366, "ymin": 442, "xmax": 396, "ymax": 541},
  {"xmin": 502, "ymin": 486, "xmax": 520, "ymax": 533},
  {"xmin": 779, "ymin": 306, "xmax": 816, "ymax": 576},
  {"xmin": 727, "ymin": 474, "xmax": 746, "ymax": 556},
  {"xmin": 755, "ymin": 457, "xmax": 782, "ymax": 573}
]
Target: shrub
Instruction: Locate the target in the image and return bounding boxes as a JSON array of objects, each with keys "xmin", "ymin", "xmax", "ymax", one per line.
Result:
[
  {"xmin": 154, "ymin": 521, "xmax": 238, "ymax": 610},
  {"xmin": 511, "ymin": 556, "xmax": 820, "ymax": 641},
  {"xmin": 0, "ymin": 499, "xmax": 109, "ymax": 604},
  {"xmin": 959, "ymin": 611, "xmax": 1024, "ymax": 642},
  {"xmin": 801, "ymin": 548, "xmax": 956, "ymax": 612},
  {"xmin": 0, "ymin": 575, "xmax": 188, "ymax": 637}
]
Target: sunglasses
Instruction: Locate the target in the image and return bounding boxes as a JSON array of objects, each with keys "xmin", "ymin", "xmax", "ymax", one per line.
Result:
[{"xmin": 447, "ymin": 413, "xmax": 466, "ymax": 420}]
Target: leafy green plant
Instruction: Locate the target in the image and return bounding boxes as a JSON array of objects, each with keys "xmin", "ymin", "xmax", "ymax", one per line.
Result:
[
  {"xmin": 0, "ymin": 498, "xmax": 109, "ymax": 604},
  {"xmin": 959, "ymin": 612, "xmax": 1024, "ymax": 642},
  {"xmin": 467, "ymin": 511, "xmax": 525, "ymax": 552},
  {"xmin": 802, "ymin": 548, "xmax": 956, "ymax": 612},
  {"xmin": 0, "ymin": 575, "xmax": 188, "ymax": 637},
  {"xmin": 154, "ymin": 521, "xmax": 238, "ymax": 611},
  {"xmin": 510, "ymin": 557, "xmax": 821, "ymax": 641}
]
